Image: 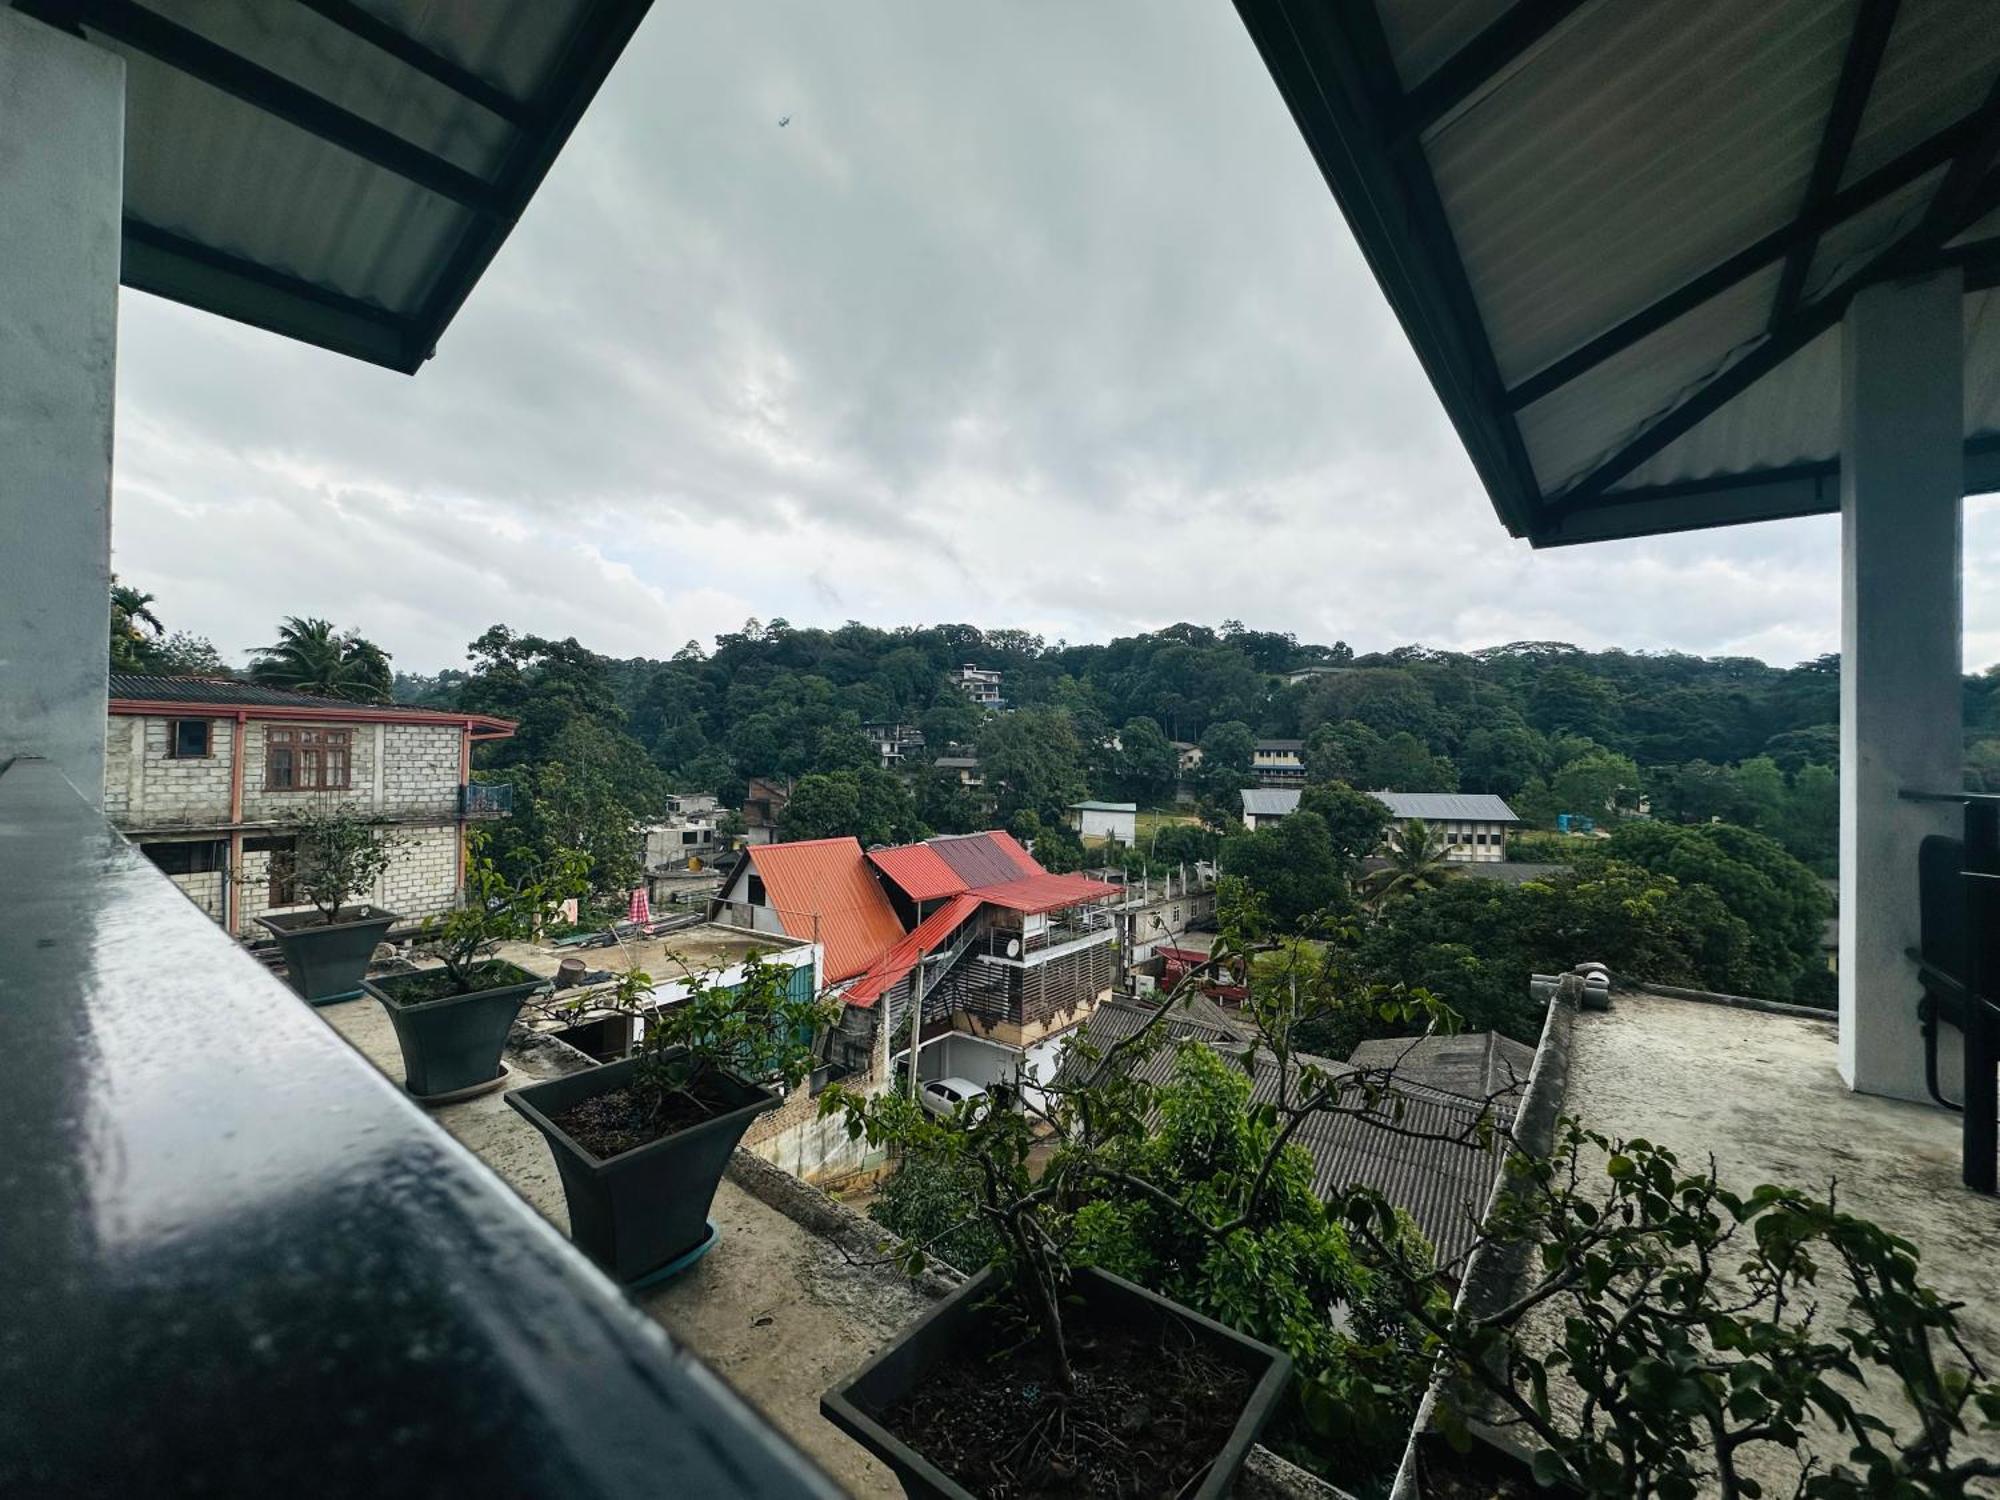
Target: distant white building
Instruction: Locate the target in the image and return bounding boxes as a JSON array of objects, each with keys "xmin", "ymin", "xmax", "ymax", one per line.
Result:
[
  {"xmin": 1374, "ymin": 792, "xmax": 1519, "ymax": 862},
  {"xmin": 1067, "ymin": 800, "xmax": 1137, "ymax": 844},
  {"xmin": 1239, "ymin": 786, "xmax": 1519, "ymax": 862},
  {"xmin": 957, "ymin": 664, "xmax": 1003, "ymax": 707},
  {"xmin": 1172, "ymin": 740, "xmax": 1203, "ymax": 774},
  {"xmin": 862, "ymin": 721, "xmax": 923, "ymax": 769},
  {"xmin": 1252, "ymin": 739, "xmax": 1306, "ymax": 785}
]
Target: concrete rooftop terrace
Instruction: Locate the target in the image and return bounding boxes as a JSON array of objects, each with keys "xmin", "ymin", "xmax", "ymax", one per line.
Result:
[
  {"xmin": 1556, "ymin": 990, "xmax": 2000, "ymax": 1490},
  {"xmin": 319, "ymin": 991, "xmax": 1336, "ymax": 1500},
  {"xmin": 497, "ymin": 919, "xmax": 810, "ymax": 983}
]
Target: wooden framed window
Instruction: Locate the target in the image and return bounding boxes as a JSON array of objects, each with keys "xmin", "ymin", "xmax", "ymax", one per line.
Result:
[
  {"xmin": 168, "ymin": 718, "xmax": 211, "ymax": 758},
  {"xmin": 264, "ymin": 727, "xmax": 353, "ymax": 791}
]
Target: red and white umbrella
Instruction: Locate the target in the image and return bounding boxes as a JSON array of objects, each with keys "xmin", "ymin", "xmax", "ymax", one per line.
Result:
[{"xmin": 626, "ymin": 887, "xmax": 651, "ymax": 926}]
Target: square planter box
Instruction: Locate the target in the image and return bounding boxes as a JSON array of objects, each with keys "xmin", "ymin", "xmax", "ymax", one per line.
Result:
[
  {"xmin": 506, "ymin": 1052, "xmax": 780, "ymax": 1283},
  {"xmin": 259, "ymin": 906, "xmax": 398, "ymax": 1005},
  {"xmin": 823, "ymin": 1264, "xmax": 1292, "ymax": 1500},
  {"xmin": 363, "ymin": 963, "xmax": 548, "ymax": 1104}
]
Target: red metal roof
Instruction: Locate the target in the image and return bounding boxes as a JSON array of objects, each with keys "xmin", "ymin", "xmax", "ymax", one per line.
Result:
[
  {"xmin": 866, "ymin": 844, "xmax": 968, "ymax": 903},
  {"xmin": 844, "ymin": 892, "xmax": 983, "ymax": 1008},
  {"xmin": 973, "ymin": 872, "xmax": 1122, "ymax": 915},
  {"xmin": 745, "ymin": 838, "xmax": 907, "ymax": 983}
]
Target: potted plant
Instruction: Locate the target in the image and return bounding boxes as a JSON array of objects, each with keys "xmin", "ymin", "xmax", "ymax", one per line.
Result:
[
  {"xmin": 507, "ymin": 950, "xmax": 836, "ymax": 1284},
  {"xmin": 360, "ymin": 839, "xmax": 584, "ymax": 1103},
  {"xmin": 255, "ymin": 804, "xmax": 402, "ymax": 1004}
]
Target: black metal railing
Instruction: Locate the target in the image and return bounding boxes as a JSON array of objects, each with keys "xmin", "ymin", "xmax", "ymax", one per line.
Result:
[
  {"xmin": 1902, "ymin": 790, "xmax": 2000, "ymax": 1194},
  {"xmin": 459, "ymin": 780, "xmax": 513, "ymax": 818},
  {"xmin": 0, "ymin": 758, "xmax": 837, "ymax": 1497}
]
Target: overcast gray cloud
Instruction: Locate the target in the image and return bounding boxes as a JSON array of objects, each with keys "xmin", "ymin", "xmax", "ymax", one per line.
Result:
[{"xmin": 108, "ymin": 1, "xmax": 2000, "ymax": 674}]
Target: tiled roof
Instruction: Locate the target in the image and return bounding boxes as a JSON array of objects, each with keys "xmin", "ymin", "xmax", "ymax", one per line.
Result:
[
  {"xmin": 745, "ymin": 838, "xmax": 907, "ymax": 984},
  {"xmin": 867, "ymin": 844, "xmax": 969, "ymax": 903},
  {"xmin": 1372, "ymin": 792, "xmax": 1519, "ymax": 823},
  {"xmin": 928, "ymin": 831, "xmax": 1040, "ymax": 887},
  {"xmin": 843, "ymin": 892, "xmax": 983, "ymax": 1008},
  {"xmin": 1240, "ymin": 788, "xmax": 1301, "ymax": 818},
  {"xmin": 1347, "ymin": 1033, "xmax": 1536, "ymax": 1107},
  {"xmin": 973, "ymin": 872, "xmax": 1123, "ymax": 915}
]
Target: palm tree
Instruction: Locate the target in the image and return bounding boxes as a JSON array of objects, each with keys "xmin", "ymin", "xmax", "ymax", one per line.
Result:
[
  {"xmin": 108, "ymin": 579, "xmax": 162, "ymax": 670},
  {"xmin": 248, "ymin": 616, "xmax": 393, "ymax": 703},
  {"xmin": 1361, "ymin": 817, "xmax": 1461, "ymax": 909}
]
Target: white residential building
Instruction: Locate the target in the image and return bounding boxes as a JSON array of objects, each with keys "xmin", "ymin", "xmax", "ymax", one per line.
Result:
[
  {"xmin": 1238, "ymin": 786, "xmax": 1519, "ymax": 862},
  {"xmin": 957, "ymin": 664, "xmax": 1003, "ymax": 707},
  {"xmin": 1066, "ymin": 800, "xmax": 1137, "ymax": 844},
  {"xmin": 1252, "ymin": 739, "xmax": 1306, "ymax": 785}
]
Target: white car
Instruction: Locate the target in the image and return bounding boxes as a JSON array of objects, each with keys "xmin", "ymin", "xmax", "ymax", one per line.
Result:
[{"xmin": 919, "ymin": 1077, "xmax": 992, "ymax": 1121}]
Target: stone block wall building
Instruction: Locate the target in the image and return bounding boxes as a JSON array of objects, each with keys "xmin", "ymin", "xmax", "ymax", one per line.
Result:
[{"xmin": 104, "ymin": 675, "xmax": 515, "ymax": 937}]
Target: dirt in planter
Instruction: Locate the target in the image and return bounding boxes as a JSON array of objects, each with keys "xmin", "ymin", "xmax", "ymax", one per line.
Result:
[
  {"xmin": 378, "ymin": 961, "xmax": 530, "ymax": 1006},
  {"xmin": 548, "ymin": 1073, "xmax": 736, "ymax": 1159},
  {"xmin": 877, "ymin": 1306, "xmax": 1252, "ymax": 1499}
]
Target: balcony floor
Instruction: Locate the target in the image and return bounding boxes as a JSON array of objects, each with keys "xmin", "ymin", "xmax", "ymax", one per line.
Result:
[{"xmin": 1560, "ymin": 992, "xmax": 2000, "ymax": 1487}]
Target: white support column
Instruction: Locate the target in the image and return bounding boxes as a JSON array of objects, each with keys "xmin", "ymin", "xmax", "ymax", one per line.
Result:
[
  {"xmin": 1839, "ymin": 269, "xmax": 1963, "ymax": 1101},
  {"xmin": 0, "ymin": 13, "xmax": 123, "ymax": 806}
]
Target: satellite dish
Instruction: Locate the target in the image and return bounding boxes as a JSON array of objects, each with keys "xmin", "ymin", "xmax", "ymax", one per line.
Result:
[{"xmin": 1007, "ymin": 938, "xmax": 1022, "ymax": 958}]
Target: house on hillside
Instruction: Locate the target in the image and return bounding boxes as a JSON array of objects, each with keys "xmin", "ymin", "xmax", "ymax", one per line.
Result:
[
  {"xmin": 933, "ymin": 754, "xmax": 985, "ymax": 789},
  {"xmin": 1252, "ymin": 739, "xmax": 1306, "ymax": 785},
  {"xmin": 956, "ymin": 664, "xmax": 1003, "ymax": 707},
  {"xmin": 1239, "ymin": 786, "xmax": 1519, "ymax": 862},
  {"xmin": 862, "ymin": 721, "xmax": 923, "ymax": 769},
  {"xmin": 1067, "ymin": 800, "xmax": 1136, "ymax": 844},
  {"xmin": 739, "ymin": 776, "xmax": 789, "ymax": 845},
  {"xmin": 1374, "ymin": 792, "xmax": 1518, "ymax": 863},
  {"xmin": 103, "ymin": 674, "xmax": 515, "ymax": 939},
  {"xmin": 1172, "ymin": 740, "xmax": 1202, "ymax": 774}
]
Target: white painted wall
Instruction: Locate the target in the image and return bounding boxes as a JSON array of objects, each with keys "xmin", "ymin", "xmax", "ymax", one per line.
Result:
[{"xmin": 0, "ymin": 14, "xmax": 122, "ymax": 803}]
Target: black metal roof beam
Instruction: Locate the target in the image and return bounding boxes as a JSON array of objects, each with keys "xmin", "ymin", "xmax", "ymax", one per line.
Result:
[
  {"xmin": 1505, "ymin": 91, "xmax": 2000, "ymax": 413},
  {"xmin": 1768, "ymin": 0, "xmax": 1899, "ymax": 332},
  {"xmin": 1545, "ymin": 169, "xmax": 2000, "ymax": 520},
  {"xmin": 70, "ymin": 0, "xmax": 507, "ymax": 217},
  {"xmin": 1388, "ymin": 0, "xmax": 1589, "ymax": 146},
  {"xmin": 1924, "ymin": 77, "xmax": 2000, "ymax": 239},
  {"xmin": 289, "ymin": 0, "xmax": 539, "ymax": 128}
]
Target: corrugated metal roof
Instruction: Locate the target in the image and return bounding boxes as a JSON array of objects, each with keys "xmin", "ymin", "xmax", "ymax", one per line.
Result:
[
  {"xmin": 1347, "ymin": 1032, "xmax": 1536, "ymax": 1108},
  {"xmin": 36, "ymin": 0, "xmax": 650, "ymax": 372},
  {"xmin": 866, "ymin": 844, "xmax": 968, "ymax": 904},
  {"xmin": 1235, "ymin": 0, "xmax": 2000, "ymax": 547},
  {"xmin": 972, "ymin": 872, "xmax": 1122, "ymax": 915},
  {"xmin": 1240, "ymin": 788, "xmax": 1301, "ymax": 818},
  {"xmin": 843, "ymin": 892, "xmax": 982, "ymax": 1008},
  {"xmin": 1060, "ymin": 1001, "xmax": 1507, "ymax": 1270},
  {"xmin": 1372, "ymin": 792, "xmax": 1519, "ymax": 823},
  {"xmin": 1068, "ymin": 801, "xmax": 1137, "ymax": 812},
  {"xmin": 745, "ymin": 838, "xmax": 906, "ymax": 984},
  {"xmin": 928, "ymin": 832, "xmax": 1039, "ymax": 888},
  {"xmin": 107, "ymin": 673, "xmax": 510, "ymax": 725}
]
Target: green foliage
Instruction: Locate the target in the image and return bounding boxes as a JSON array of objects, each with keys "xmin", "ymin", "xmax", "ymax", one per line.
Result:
[
  {"xmin": 780, "ymin": 768, "xmax": 925, "ymax": 845},
  {"xmin": 413, "ymin": 835, "xmax": 588, "ymax": 993},
  {"xmin": 1356, "ymin": 1122, "xmax": 2000, "ymax": 1497},
  {"xmin": 978, "ymin": 708, "xmax": 1087, "ymax": 826},
  {"xmin": 867, "ymin": 1141, "xmax": 1004, "ymax": 1275},
  {"xmin": 1221, "ymin": 810, "xmax": 1351, "ymax": 933},
  {"xmin": 1360, "ymin": 817, "xmax": 1461, "ymax": 908},
  {"xmin": 276, "ymin": 803, "xmax": 400, "ymax": 924},
  {"xmin": 248, "ymin": 616, "xmax": 393, "ymax": 703},
  {"xmin": 109, "ymin": 578, "xmax": 228, "ymax": 677}
]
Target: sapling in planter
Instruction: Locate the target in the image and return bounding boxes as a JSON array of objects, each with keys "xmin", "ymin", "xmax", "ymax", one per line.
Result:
[
  {"xmin": 508, "ymin": 951, "xmax": 837, "ymax": 1283},
  {"xmin": 360, "ymin": 839, "xmax": 585, "ymax": 1103},
  {"xmin": 255, "ymin": 803, "xmax": 403, "ymax": 1004}
]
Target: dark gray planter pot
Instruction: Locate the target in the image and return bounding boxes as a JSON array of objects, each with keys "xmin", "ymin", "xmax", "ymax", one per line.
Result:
[
  {"xmin": 506, "ymin": 1052, "xmax": 780, "ymax": 1283},
  {"xmin": 363, "ymin": 964, "xmax": 547, "ymax": 1104},
  {"xmin": 822, "ymin": 1264, "xmax": 1292, "ymax": 1500},
  {"xmin": 258, "ymin": 906, "xmax": 399, "ymax": 1005}
]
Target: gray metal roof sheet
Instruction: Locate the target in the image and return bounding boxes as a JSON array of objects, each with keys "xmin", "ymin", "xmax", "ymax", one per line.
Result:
[
  {"xmin": 1236, "ymin": 0, "xmax": 2000, "ymax": 548},
  {"xmin": 1371, "ymin": 791, "xmax": 1519, "ymax": 823},
  {"xmin": 20, "ymin": 0, "xmax": 650, "ymax": 372},
  {"xmin": 1239, "ymin": 787, "xmax": 1301, "ymax": 818}
]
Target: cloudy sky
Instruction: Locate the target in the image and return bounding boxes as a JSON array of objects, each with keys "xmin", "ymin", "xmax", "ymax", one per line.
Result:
[{"xmin": 109, "ymin": 2, "xmax": 2000, "ymax": 676}]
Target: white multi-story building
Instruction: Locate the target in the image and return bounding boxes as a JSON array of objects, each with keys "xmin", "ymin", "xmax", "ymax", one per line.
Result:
[
  {"xmin": 1252, "ymin": 739, "xmax": 1307, "ymax": 785},
  {"xmin": 1238, "ymin": 786, "xmax": 1519, "ymax": 862},
  {"xmin": 103, "ymin": 674, "xmax": 515, "ymax": 937},
  {"xmin": 957, "ymin": 664, "xmax": 1003, "ymax": 707}
]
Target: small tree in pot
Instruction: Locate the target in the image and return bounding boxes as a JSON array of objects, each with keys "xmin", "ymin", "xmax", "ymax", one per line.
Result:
[
  {"xmin": 508, "ymin": 950, "xmax": 836, "ymax": 1283},
  {"xmin": 255, "ymin": 804, "xmax": 403, "ymax": 1004},
  {"xmin": 361, "ymin": 836, "xmax": 585, "ymax": 1103}
]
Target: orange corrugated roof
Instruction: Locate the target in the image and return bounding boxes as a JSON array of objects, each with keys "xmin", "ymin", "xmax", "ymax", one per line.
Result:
[
  {"xmin": 867, "ymin": 844, "xmax": 969, "ymax": 903},
  {"xmin": 746, "ymin": 838, "xmax": 907, "ymax": 983},
  {"xmin": 974, "ymin": 872, "xmax": 1122, "ymax": 914},
  {"xmin": 844, "ymin": 891, "xmax": 983, "ymax": 1007}
]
